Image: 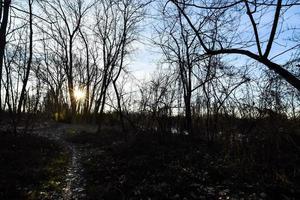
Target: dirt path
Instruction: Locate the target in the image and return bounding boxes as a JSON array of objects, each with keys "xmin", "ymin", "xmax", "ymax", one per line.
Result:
[
  {"xmin": 63, "ymin": 144, "xmax": 86, "ymax": 200},
  {"xmin": 32, "ymin": 122, "xmax": 95, "ymax": 200}
]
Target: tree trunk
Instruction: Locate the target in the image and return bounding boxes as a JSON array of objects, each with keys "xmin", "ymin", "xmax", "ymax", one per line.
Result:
[
  {"xmin": 17, "ymin": 0, "xmax": 32, "ymax": 114},
  {"xmin": 184, "ymin": 93, "xmax": 192, "ymax": 135},
  {"xmin": 68, "ymin": 38, "xmax": 76, "ymax": 115},
  {"xmin": 113, "ymin": 80, "xmax": 125, "ymax": 133},
  {"xmin": 0, "ymin": 0, "xmax": 11, "ymax": 111}
]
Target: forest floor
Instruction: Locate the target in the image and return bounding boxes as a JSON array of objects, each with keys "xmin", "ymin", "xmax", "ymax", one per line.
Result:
[
  {"xmin": 65, "ymin": 127, "xmax": 300, "ymax": 200},
  {"xmin": 32, "ymin": 122, "xmax": 92, "ymax": 200},
  {"xmin": 0, "ymin": 122, "xmax": 94, "ymax": 200},
  {"xmin": 0, "ymin": 124, "xmax": 69, "ymax": 199},
  {"xmin": 0, "ymin": 122, "xmax": 299, "ymax": 200}
]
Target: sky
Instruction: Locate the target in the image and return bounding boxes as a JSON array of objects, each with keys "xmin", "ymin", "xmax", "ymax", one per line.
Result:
[
  {"xmin": 128, "ymin": 0, "xmax": 300, "ymax": 84},
  {"xmin": 5, "ymin": 0, "xmax": 300, "ymax": 101},
  {"xmin": 11, "ymin": 0, "xmax": 300, "ymax": 83}
]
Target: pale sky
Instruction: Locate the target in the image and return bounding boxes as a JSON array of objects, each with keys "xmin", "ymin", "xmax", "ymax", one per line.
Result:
[{"xmin": 128, "ymin": 1, "xmax": 300, "ymax": 84}]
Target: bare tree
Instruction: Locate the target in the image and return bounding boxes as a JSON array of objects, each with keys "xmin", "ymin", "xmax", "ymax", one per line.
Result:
[
  {"xmin": 170, "ymin": 0, "xmax": 300, "ymax": 91},
  {"xmin": 38, "ymin": 0, "xmax": 92, "ymax": 115},
  {"xmin": 35, "ymin": 34, "xmax": 67, "ymax": 117},
  {"xmin": 0, "ymin": 0, "xmax": 11, "ymax": 111},
  {"xmin": 17, "ymin": 0, "xmax": 33, "ymax": 114},
  {"xmin": 93, "ymin": 0, "xmax": 146, "ymax": 130},
  {"xmin": 138, "ymin": 70, "xmax": 176, "ymax": 133}
]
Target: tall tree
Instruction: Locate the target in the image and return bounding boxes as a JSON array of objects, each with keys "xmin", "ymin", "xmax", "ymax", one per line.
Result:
[
  {"xmin": 38, "ymin": 0, "xmax": 92, "ymax": 115},
  {"xmin": 93, "ymin": 0, "xmax": 146, "ymax": 130},
  {"xmin": 0, "ymin": 0, "xmax": 11, "ymax": 111},
  {"xmin": 17, "ymin": 0, "xmax": 33, "ymax": 114},
  {"xmin": 170, "ymin": 0, "xmax": 300, "ymax": 91}
]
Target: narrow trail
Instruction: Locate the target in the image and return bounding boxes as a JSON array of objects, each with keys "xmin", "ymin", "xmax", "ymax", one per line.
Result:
[
  {"xmin": 32, "ymin": 122, "xmax": 93, "ymax": 200},
  {"xmin": 63, "ymin": 144, "xmax": 86, "ymax": 200}
]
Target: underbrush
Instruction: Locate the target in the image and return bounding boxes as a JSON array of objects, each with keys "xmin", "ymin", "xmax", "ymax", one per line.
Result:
[
  {"xmin": 0, "ymin": 131, "xmax": 69, "ymax": 200},
  {"xmin": 67, "ymin": 128, "xmax": 300, "ymax": 200}
]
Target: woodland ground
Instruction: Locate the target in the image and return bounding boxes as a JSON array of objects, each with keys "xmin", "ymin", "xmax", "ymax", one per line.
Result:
[
  {"xmin": 0, "ymin": 131, "xmax": 69, "ymax": 199},
  {"xmin": 0, "ymin": 121, "xmax": 299, "ymax": 200}
]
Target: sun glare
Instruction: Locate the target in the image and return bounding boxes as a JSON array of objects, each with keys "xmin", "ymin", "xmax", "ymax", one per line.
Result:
[{"xmin": 74, "ymin": 87, "xmax": 85, "ymax": 101}]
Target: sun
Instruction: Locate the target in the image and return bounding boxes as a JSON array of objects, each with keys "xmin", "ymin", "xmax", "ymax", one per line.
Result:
[{"xmin": 74, "ymin": 87, "xmax": 85, "ymax": 101}]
